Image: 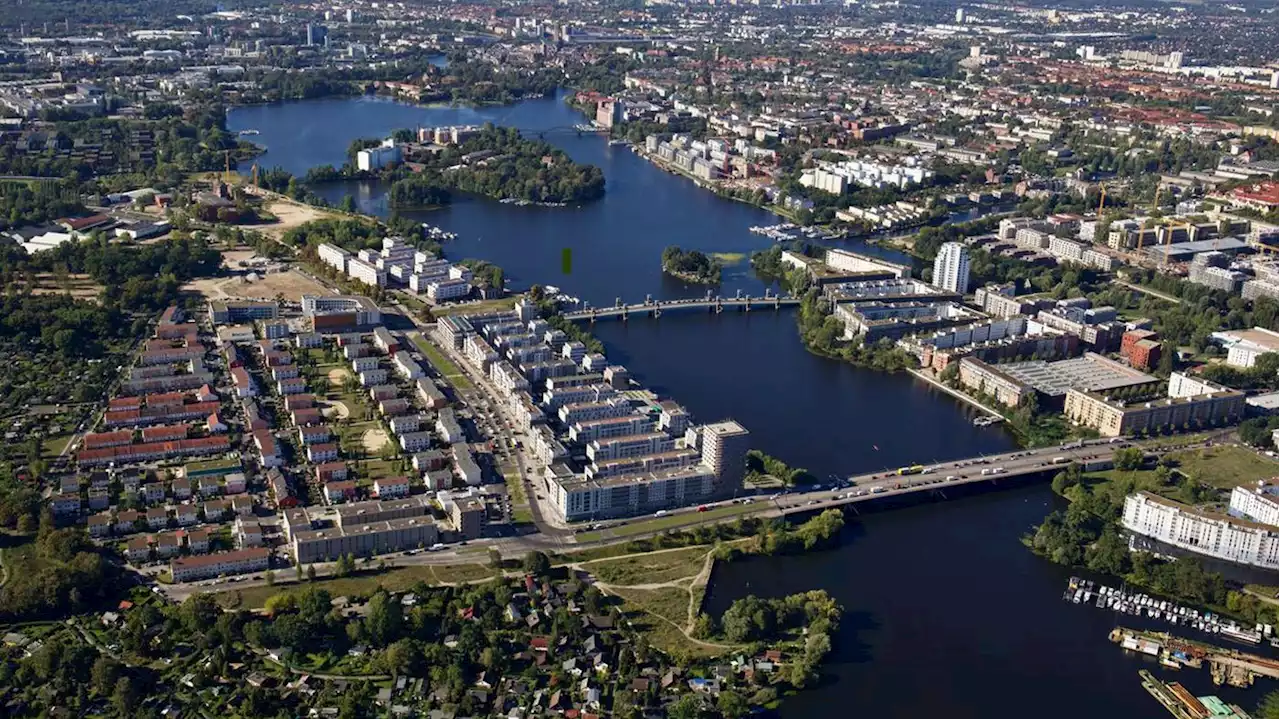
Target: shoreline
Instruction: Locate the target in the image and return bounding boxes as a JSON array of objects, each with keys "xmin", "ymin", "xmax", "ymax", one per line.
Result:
[{"xmin": 907, "ymin": 368, "xmax": 1005, "ymax": 419}]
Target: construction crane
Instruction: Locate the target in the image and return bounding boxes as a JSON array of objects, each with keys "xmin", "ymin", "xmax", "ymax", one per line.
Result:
[{"xmin": 1097, "ymin": 185, "xmax": 1107, "ymax": 216}]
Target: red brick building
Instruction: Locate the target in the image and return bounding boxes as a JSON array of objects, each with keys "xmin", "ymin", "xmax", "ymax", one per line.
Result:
[{"xmin": 1120, "ymin": 329, "xmax": 1162, "ymax": 371}]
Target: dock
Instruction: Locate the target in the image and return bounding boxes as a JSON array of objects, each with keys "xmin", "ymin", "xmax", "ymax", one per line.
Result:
[
  {"xmin": 1114, "ymin": 627, "xmax": 1278, "ymax": 688},
  {"xmin": 907, "ymin": 368, "xmax": 1004, "ymax": 419},
  {"xmin": 1138, "ymin": 670, "xmax": 1254, "ymax": 719}
]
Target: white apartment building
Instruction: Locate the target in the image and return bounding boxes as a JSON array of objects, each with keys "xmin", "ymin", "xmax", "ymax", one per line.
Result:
[
  {"xmin": 427, "ymin": 279, "xmax": 471, "ymax": 301},
  {"xmin": 464, "ymin": 334, "xmax": 500, "ymax": 371},
  {"xmin": 587, "ymin": 432, "xmax": 674, "ymax": 462},
  {"xmin": 932, "ymin": 242, "xmax": 971, "ymax": 294},
  {"xmin": 317, "ymin": 242, "xmax": 351, "ymax": 273},
  {"xmin": 1122, "ymin": 492, "xmax": 1278, "ymax": 570},
  {"xmin": 1229, "ymin": 483, "xmax": 1279, "ymax": 526},
  {"xmin": 356, "ymin": 140, "xmax": 401, "ymax": 171},
  {"xmin": 347, "ymin": 257, "xmax": 387, "ymax": 287},
  {"xmin": 393, "ymin": 351, "xmax": 424, "ymax": 379}
]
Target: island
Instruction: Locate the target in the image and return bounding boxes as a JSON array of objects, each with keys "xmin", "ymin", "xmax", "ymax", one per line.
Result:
[
  {"xmin": 306, "ymin": 124, "xmax": 606, "ymax": 206},
  {"xmin": 661, "ymin": 245, "xmax": 722, "ymax": 285}
]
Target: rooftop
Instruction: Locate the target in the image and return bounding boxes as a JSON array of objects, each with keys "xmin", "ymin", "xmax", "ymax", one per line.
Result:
[{"xmin": 999, "ymin": 353, "xmax": 1157, "ymax": 397}]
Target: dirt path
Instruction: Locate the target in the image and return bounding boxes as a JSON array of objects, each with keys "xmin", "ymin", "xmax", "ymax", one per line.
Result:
[{"xmin": 585, "ymin": 545, "xmax": 742, "ymax": 653}]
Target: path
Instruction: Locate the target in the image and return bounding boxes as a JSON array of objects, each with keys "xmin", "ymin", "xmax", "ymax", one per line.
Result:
[
  {"xmin": 583, "ymin": 544, "xmax": 743, "ymax": 653},
  {"xmin": 1115, "ymin": 280, "xmax": 1183, "ymax": 305}
]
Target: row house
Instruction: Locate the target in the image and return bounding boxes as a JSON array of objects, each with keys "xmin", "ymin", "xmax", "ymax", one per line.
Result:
[
  {"xmin": 379, "ymin": 398, "xmax": 410, "ymax": 417},
  {"xmin": 272, "ymin": 364, "xmax": 300, "ymax": 381},
  {"xmin": 370, "ymin": 384, "xmax": 399, "ymax": 402},
  {"xmin": 295, "ymin": 332, "xmax": 324, "ymax": 349},
  {"xmin": 268, "ymin": 468, "xmax": 297, "ymax": 508},
  {"xmin": 77, "ymin": 435, "xmax": 231, "ymax": 467},
  {"xmin": 399, "ymin": 431, "xmax": 434, "ymax": 453},
  {"xmin": 374, "ymin": 476, "xmax": 412, "ymax": 499},
  {"xmin": 415, "ymin": 377, "xmax": 448, "ymax": 409},
  {"xmin": 316, "ymin": 461, "xmax": 348, "ymax": 483},
  {"xmin": 284, "ymin": 394, "xmax": 315, "ymax": 411},
  {"xmin": 298, "ymin": 425, "xmax": 331, "ymax": 445},
  {"xmin": 325, "ymin": 480, "xmax": 358, "ymax": 504},
  {"xmin": 388, "ymin": 414, "xmax": 421, "ymax": 435},
  {"xmin": 292, "ymin": 408, "xmax": 323, "ymax": 427},
  {"xmin": 203, "ymin": 499, "xmax": 230, "ymax": 522},
  {"xmin": 104, "ymin": 401, "xmax": 222, "ymax": 428},
  {"xmin": 308, "ymin": 443, "xmax": 339, "ymax": 463},
  {"xmin": 412, "ymin": 449, "xmax": 450, "ymax": 472},
  {"xmin": 278, "ymin": 377, "xmax": 307, "ymax": 395},
  {"xmin": 372, "ymin": 326, "xmax": 399, "ymax": 354},
  {"xmin": 254, "ymin": 430, "xmax": 282, "ymax": 468},
  {"xmin": 231, "ymin": 367, "xmax": 257, "ymax": 398}
]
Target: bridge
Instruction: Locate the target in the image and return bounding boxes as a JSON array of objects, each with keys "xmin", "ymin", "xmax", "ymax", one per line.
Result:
[
  {"xmin": 577, "ymin": 436, "xmax": 1224, "ymax": 540},
  {"xmin": 563, "ymin": 290, "xmax": 800, "ymax": 322}
]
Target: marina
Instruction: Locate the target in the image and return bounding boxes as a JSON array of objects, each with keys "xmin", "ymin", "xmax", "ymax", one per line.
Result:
[
  {"xmin": 748, "ymin": 222, "xmax": 844, "ymax": 242},
  {"xmin": 420, "ymin": 222, "xmax": 457, "ymax": 241},
  {"xmin": 1064, "ymin": 578, "xmax": 1274, "ymax": 647}
]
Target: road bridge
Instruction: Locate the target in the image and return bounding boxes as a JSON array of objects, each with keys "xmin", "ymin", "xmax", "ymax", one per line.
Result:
[{"xmin": 563, "ymin": 291, "xmax": 800, "ymax": 321}]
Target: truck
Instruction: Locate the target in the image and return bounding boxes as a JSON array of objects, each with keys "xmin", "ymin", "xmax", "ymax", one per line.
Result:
[{"xmin": 1051, "ymin": 456, "xmax": 1070, "ymax": 465}]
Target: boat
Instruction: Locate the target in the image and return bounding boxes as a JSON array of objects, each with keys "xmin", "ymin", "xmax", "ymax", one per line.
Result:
[
  {"xmin": 1219, "ymin": 626, "xmax": 1262, "ymax": 645},
  {"xmin": 608, "ymin": 139, "xmax": 629, "ymax": 146},
  {"xmin": 238, "ymin": 129, "xmax": 260, "ymax": 136}
]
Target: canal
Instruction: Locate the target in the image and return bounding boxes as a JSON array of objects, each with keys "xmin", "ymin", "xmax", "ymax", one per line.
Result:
[{"xmin": 227, "ymin": 94, "xmax": 1275, "ymax": 717}]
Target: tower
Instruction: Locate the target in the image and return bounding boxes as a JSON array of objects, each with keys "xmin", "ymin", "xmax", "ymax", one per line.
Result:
[
  {"xmin": 932, "ymin": 242, "xmax": 971, "ymax": 294},
  {"xmin": 700, "ymin": 421, "xmax": 750, "ymax": 495}
]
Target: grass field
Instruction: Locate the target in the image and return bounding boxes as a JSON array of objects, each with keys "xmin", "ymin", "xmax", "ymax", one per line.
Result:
[
  {"xmin": 216, "ymin": 562, "xmax": 500, "ymax": 609},
  {"xmin": 431, "ymin": 297, "xmax": 517, "ymax": 317},
  {"xmin": 41, "ymin": 434, "xmax": 73, "ymax": 459},
  {"xmin": 607, "ymin": 585, "xmax": 726, "ymax": 658},
  {"xmin": 410, "ymin": 334, "xmax": 472, "ymax": 390},
  {"xmin": 583, "ymin": 546, "xmax": 709, "ymax": 585},
  {"xmin": 576, "ymin": 503, "xmax": 756, "ymax": 542},
  {"xmin": 1169, "ymin": 446, "xmax": 1274, "ymax": 490}
]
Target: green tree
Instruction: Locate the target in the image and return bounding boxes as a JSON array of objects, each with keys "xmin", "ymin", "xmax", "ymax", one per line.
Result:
[
  {"xmin": 339, "ymin": 194, "xmax": 357, "ymax": 213},
  {"xmin": 112, "ymin": 675, "xmax": 139, "ymax": 715},
  {"xmin": 1113, "ymin": 447, "xmax": 1144, "ymax": 471},
  {"xmin": 522, "ymin": 550, "xmax": 552, "ymax": 576},
  {"xmin": 90, "ymin": 656, "xmax": 121, "ymax": 696},
  {"xmin": 717, "ymin": 690, "xmax": 750, "ymax": 719},
  {"xmin": 668, "ymin": 694, "xmax": 704, "ymax": 719}
]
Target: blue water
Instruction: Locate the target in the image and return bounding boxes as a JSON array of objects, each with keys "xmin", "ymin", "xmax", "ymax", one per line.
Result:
[{"xmin": 226, "ymin": 94, "xmax": 1275, "ymax": 718}]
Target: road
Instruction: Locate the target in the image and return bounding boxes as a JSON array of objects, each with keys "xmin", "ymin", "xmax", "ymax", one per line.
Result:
[{"xmin": 159, "ymin": 434, "xmax": 1224, "ymax": 602}]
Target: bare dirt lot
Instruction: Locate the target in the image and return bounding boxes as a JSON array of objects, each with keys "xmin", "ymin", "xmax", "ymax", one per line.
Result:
[
  {"xmin": 362, "ymin": 428, "xmax": 391, "ymax": 454},
  {"xmin": 319, "ymin": 399, "xmax": 351, "ymax": 420},
  {"xmin": 328, "ymin": 368, "xmax": 351, "ymax": 386},
  {"xmin": 259, "ymin": 200, "xmax": 339, "ymax": 239},
  {"xmin": 184, "ymin": 268, "xmax": 329, "ymax": 303}
]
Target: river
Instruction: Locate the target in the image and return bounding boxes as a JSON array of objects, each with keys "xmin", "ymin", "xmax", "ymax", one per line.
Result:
[{"xmin": 227, "ymin": 94, "xmax": 1275, "ymax": 717}]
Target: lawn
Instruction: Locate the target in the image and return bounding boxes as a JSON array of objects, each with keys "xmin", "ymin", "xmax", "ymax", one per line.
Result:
[
  {"xmin": 353, "ymin": 458, "xmax": 403, "ymax": 483},
  {"xmin": 410, "ymin": 334, "xmax": 472, "ymax": 390},
  {"xmin": 607, "ymin": 585, "xmax": 728, "ymax": 659},
  {"xmin": 431, "ymin": 297, "xmax": 517, "ymax": 317},
  {"xmin": 499, "ymin": 463, "xmax": 534, "ymax": 525},
  {"xmin": 1169, "ymin": 446, "xmax": 1274, "ymax": 490},
  {"xmin": 41, "ymin": 434, "xmax": 74, "ymax": 459},
  {"xmin": 576, "ymin": 503, "xmax": 757, "ymax": 542},
  {"xmin": 217, "ymin": 563, "xmax": 500, "ymax": 608},
  {"xmin": 583, "ymin": 546, "xmax": 709, "ymax": 586}
]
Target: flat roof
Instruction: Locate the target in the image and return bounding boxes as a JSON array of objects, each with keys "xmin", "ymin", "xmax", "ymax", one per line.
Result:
[
  {"xmin": 703, "ymin": 420, "xmax": 749, "ymax": 437},
  {"xmin": 999, "ymin": 353, "xmax": 1156, "ymax": 397},
  {"xmin": 1135, "ymin": 491, "xmax": 1276, "ymax": 533}
]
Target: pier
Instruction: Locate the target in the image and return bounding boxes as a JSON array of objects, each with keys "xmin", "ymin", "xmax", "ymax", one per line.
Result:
[{"xmin": 563, "ymin": 290, "xmax": 800, "ymax": 322}]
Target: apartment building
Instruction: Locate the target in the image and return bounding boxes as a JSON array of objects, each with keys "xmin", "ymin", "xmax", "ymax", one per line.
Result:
[
  {"xmin": 1230, "ymin": 482, "xmax": 1279, "ymax": 526},
  {"xmin": 1123, "ymin": 492, "xmax": 1277, "ymax": 570},
  {"xmin": 571, "ymin": 414, "xmax": 655, "ymax": 444},
  {"xmin": 548, "ymin": 464, "xmax": 718, "ymax": 522},
  {"xmin": 292, "ymin": 516, "xmax": 438, "ymax": 564},
  {"xmin": 1064, "ymin": 384, "xmax": 1246, "ymax": 437},
  {"xmin": 956, "ymin": 357, "xmax": 1033, "ymax": 407},
  {"xmin": 170, "ymin": 547, "xmax": 270, "ymax": 582}
]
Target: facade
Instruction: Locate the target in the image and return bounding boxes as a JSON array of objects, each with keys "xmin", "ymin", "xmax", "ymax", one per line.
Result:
[
  {"xmin": 957, "ymin": 357, "xmax": 1033, "ymax": 407},
  {"xmin": 700, "ymin": 420, "xmax": 750, "ymax": 492},
  {"xmin": 1122, "ymin": 492, "xmax": 1277, "ymax": 570},
  {"xmin": 170, "ymin": 547, "xmax": 270, "ymax": 582},
  {"xmin": 1063, "ymin": 385, "xmax": 1246, "ymax": 437},
  {"xmin": 931, "ymin": 242, "xmax": 971, "ymax": 294},
  {"xmin": 1229, "ymin": 483, "xmax": 1279, "ymax": 526},
  {"xmin": 451, "ymin": 497, "xmax": 485, "ymax": 539},
  {"xmin": 292, "ymin": 516, "xmax": 438, "ymax": 564}
]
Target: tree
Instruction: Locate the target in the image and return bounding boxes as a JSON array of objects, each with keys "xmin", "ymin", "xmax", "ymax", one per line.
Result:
[
  {"xmin": 522, "ymin": 550, "xmax": 552, "ymax": 576},
  {"xmin": 668, "ymin": 694, "xmax": 704, "ymax": 719},
  {"xmin": 717, "ymin": 690, "xmax": 750, "ymax": 719},
  {"xmin": 339, "ymin": 194, "xmax": 357, "ymax": 213},
  {"xmin": 112, "ymin": 675, "xmax": 139, "ymax": 715},
  {"xmin": 1113, "ymin": 447, "xmax": 1144, "ymax": 471},
  {"xmin": 306, "ymin": 564, "xmax": 317, "ymax": 581},
  {"xmin": 91, "ymin": 656, "xmax": 121, "ymax": 695}
]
